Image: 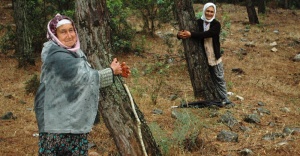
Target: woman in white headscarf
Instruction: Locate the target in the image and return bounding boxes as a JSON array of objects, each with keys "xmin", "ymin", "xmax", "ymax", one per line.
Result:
[
  {"xmin": 35, "ymin": 14, "xmax": 130, "ymax": 155},
  {"xmin": 177, "ymin": 2, "xmax": 233, "ymax": 106}
]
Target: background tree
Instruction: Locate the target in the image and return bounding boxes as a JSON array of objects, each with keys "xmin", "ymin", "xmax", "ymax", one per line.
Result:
[
  {"xmin": 174, "ymin": 0, "xmax": 221, "ymax": 100},
  {"xmin": 74, "ymin": 0, "xmax": 161, "ymax": 155},
  {"xmin": 12, "ymin": 0, "xmax": 34, "ymax": 67},
  {"xmin": 258, "ymin": 0, "xmax": 266, "ymax": 14},
  {"xmin": 246, "ymin": 0, "xmax": 259, "ymax": 24}
]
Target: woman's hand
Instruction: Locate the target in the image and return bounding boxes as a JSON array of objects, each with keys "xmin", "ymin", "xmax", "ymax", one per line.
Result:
[
  {"xmin": 121, "ymin": 62, "xmax": 130, "ymax": 78},
  {"xmin": 177, "ymin": 30, "xmax": 191, "ymax": 39},
  {"xmin": 110, "ymin": 58, "xmax": 122, "ymax": 75}
]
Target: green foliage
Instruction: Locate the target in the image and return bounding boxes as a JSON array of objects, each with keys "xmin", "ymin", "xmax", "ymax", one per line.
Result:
[
  {"xmin": 127, "ymin": 0, "xmax": 174, "ymax": 35},
  {"xmin": 227, "ymin": 81, "xmax": 233, "ymax": 90},
  {"xmin": 107, "ymin": 0, "xmax": 135, "ymax": 52},
  {"xmin": 133, "ymin": 35, "xmax": 146, "ymax": 55},
  {"xmin": 0, "ymin": 24, "xmax": 15, "ymax": 55},
  {"xmin": 148, "ymin": 122, "xmax": 171, "ymax": 155},
  {"xmin": 156, "ymin": 0, "xmax": 175, "ymax": 23},
  {"xmin": 220, "ymin": 13, "xmax": 231, "ymax": 42},
  {"xmin": 172, "ymin": 110, "xmax": 203, "ymax": 147},
  {"xmin": 25, "ymin": 74, "xmax": 40, "ymax": 95},
  {"xmin": 149, "ymin": 110, "xmax": 203, "ymax": 155},
  {"xmin": 195, "ymin": 11, "xmax": 203, "ymax": 19},
  {"xmin": 150, "ymin": 78, "xmax": 163, "ymax": 105},
  {"xmin": 3, "ymin": 0, "xmax": 75, "ymax": 66}
]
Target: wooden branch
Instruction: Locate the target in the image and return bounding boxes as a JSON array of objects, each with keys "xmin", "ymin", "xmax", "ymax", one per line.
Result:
[{"xmin": 124, "ymin": 84, "xmax": 148, "ymax": 156}]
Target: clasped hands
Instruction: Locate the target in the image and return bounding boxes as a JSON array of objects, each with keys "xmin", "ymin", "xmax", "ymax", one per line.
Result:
[
  {"xmin": 177, "ymin": 30, "xmax": 191, "ymax": 39},
  {"xmin": 110, "ymin": 58, "xmax": 130, "ymax": 78}
]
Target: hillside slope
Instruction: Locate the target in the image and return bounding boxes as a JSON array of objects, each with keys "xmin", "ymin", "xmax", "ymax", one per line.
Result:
[{"xmin": 1, "ymin": 1, "xmax": 300, "ymax": 156}]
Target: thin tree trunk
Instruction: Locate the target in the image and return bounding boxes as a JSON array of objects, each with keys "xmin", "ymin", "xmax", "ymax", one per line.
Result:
[
  {"xmin": 246, "ymin": 0, "xmax": 259, "ymax": 24},
  {"xmin": 285, "ymin": 0, "xmax": 289, "ymax": 9},
  {"xmin": 75, "ymin": 0, "xmax": 161, "ymax": 155},
  {"xmin": 258, "ymin": 0, "xmax": 266, "ymax": 14},
  {"xmin": 12, "ymin": 0, "xmax": 35, "ymax": 67},
  {"xmin": 174, "ymin": 0, "xmax": 220, "ymax": 100}
]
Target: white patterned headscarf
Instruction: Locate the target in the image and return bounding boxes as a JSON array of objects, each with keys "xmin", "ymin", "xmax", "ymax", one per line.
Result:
[
  {"xmin": 47, "ymin": 13, "xmax": 80, "ymax": 52},
  {"xmin": 201, "ymin": 2, "xmax": 217, "ymax": 23}
]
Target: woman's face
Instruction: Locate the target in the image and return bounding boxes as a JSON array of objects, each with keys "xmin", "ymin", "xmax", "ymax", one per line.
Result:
[
  {"xmin": 205, "ymin": 6, "xmax": 215, "ymax": 20},
  {"xmin": 56, "ymin": 24, "xmax": 77, "ymax": 47}
]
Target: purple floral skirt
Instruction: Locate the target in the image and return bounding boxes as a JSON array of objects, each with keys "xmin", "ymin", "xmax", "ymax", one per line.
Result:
[{"xmin": 38, "ymin": 133, "xmax": 88, "ymax": 156}]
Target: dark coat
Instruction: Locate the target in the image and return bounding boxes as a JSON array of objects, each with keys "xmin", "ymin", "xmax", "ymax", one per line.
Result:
[{"xmin": 190, "ymin": 19, "xmax": 222, "ymax": 60}]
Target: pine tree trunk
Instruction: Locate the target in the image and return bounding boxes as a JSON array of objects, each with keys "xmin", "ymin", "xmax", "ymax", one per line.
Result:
[
  {"xmin": 258, "ymin": 0, "xmax": 266, "ymax": 14},
  {"xmin": 285, "ymin": 0, "xmax": 289, "ymax": 9},
  {"xmin": 74, "ymin": 0, "xmax": 161, "ymax": 155},
  {"xmin": 246, "ymin": 0, "xmax": 259, "ymax": 24},
  {"xmin": 174, "ymin": 0, "xmax": 221, "ymax": 100},
  {"xmin": 12, "ymin": 0, "xmax": 35, "ymax": 67}
]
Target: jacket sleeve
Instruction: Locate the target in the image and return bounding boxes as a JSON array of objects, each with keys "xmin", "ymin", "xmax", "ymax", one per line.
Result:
[
  {"xmin": 190, "ymin": 20, "xmax": 221, "ymax": 39},
  {"xmin": 98, "ymin": 68, "xmax": 114, "ymax": 88}
]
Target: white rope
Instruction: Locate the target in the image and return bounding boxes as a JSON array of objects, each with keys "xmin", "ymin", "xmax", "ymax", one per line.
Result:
[{"xmin": 124, "ymin": 84, "xmax": 148, "ymax": 156}]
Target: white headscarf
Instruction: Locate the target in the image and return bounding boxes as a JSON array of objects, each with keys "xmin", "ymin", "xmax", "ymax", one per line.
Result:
[
  {"xmin": 201, "ymin": 2, "xmax": 217, "ymax": 23},
  {"xmin": 47, "ymin": 14, "xmax": 80, "ymax": 52}
]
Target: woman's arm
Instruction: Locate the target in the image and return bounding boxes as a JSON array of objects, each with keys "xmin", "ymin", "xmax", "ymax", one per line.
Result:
[{"xmin": 191, "ymin": 21, "xmax": 221, "ymax": 39}]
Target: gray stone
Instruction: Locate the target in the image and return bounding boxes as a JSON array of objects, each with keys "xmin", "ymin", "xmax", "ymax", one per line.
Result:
[
  {"xmin": 257, "ymin": 101, "xmax": 265, "ymax": 106},
  {"xmin": 1, "ymin": 112, "xmax": 14, "ymax": 120},
  {"xmin": 240, "ymin": 148, "xmax": 253, "ymax": 156},
  {"xmin": 244, "ymin": 114, "xmax": 260, "ymax": 123},
  {"xmin": 219, "ymin": 111, "xmax": 239, "ymax": 129},
  {"xmin": 152, "ymin": 109, "xmax": 163, "ymax": 115},
  {"xmin": 257, "ymin": 107, "xmax": 270, "ymax": 115},
  {"xmin": 217, "ymin": 130, "xmax": 238, "ymax": 142},
  {"xmin": 293, "ymin": 54, "xmax": 300, "ymax": 62}
]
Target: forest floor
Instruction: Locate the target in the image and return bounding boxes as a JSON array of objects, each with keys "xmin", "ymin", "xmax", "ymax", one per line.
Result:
[{"xmin": 1, "ymin": 1, "xmax": 300, "ymax": 156}]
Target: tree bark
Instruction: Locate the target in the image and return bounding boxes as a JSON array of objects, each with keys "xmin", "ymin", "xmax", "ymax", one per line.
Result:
[
  {"xmin": 285, "ymin": 0, "xmax": 289, "ymax": 9},
  {"xmin": 258, "ymin": 0, "xmax": 266, "ymax": 14},
  {"xmin": 174, "ymin": 0, "xmax": 221, "ymax": 100},
  {"xmin": 12, "ymin": 0, "xmax": 35, "ymax": 67},
  {"xmin": 246, "ymin": 0, "xmax": 259, "ymax": 24},
  {"xmin": 74, "ymin": 0, "xmax": 161, "ymax": 155}
]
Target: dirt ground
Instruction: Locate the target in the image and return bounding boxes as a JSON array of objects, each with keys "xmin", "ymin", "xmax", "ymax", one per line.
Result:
[{"xmin": 1, "ymin": 1, "xmax": 300, "ymax": 156}]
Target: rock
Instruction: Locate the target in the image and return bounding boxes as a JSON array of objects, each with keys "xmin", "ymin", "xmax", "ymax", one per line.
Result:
[
  {"xmin": 273, "ymin": 30, "xmax": 279, "ymax": 34},
  {"xmin": 293, "ymin": 54, "xmax": 300, "ymax": 62},
  {"xmin": 232, "ymin": 68, "xmax": 245, "ymax": 74},
  {"xmin": 257, "ymin": 107, "xmax": 270, "ymax": 115},
  {"xmin": 88, "ymin": 142, "xmax": 96, "ymax": 149},
  {"xmin": 268, "ymin": 122, "xmax": 276, "ymax": 127},
  {"xmin": 283, "ymin": 127, "xmax": 293, "ymax": 135},
  {"xmin": 171, "ymin": 110, "xmax": 179, "ymax": 119},
  {"xmin": 169, "ymin": 94, "xmax": 177, "ymax": 101},
  {"xmin": 280, "ymin": 107, "xmax": 290, "ymax": 113},
  {"xmin": 240, "ymin": 148, "xmax": 254, "ymax": 156},
  {"xmin": 262, "ymin": 133, "xmax": 284, "ymax": 140},
  {"xmin": 4, "ymin": 94, "xmax": 14, "ymax": 99},
  {"xmin": 217, "ymin": 130, "xmax": 238, "ymax": 142},
  {"xmin": 1, "ymin": 112, "xmax": 14, "ymax": 120},
  {"xmin": 240, "ymin": 126, "xmax": 251, "ymax": 132},
  {"xmin": 244, "ymin": 114, "xmax": 260, "ymax": 123},
  {"xmin": 283, "ymin": 127, "xmax": 300, "ymax": 135},
  {"xmin": 209, "ymin": 110, "xmax": 219, "ymax": 118},
  {"xmin": 271, "ymin": 47, "xmax": 278, "ymax": 52},
  {"xmin": 257, "ymin": 101, "xmax": 265, "ymax": 106},
  {"xmin": 219, "ymin": 111, "xmax": 239, "ymax": 129},
  {"xmin": 245, "ymin": 42, "xmax": 255, "ymax": 47},
  {"xmin": 270, "ymin": 41, "xmax": 277, "ymax": 46},
  {"xmin": 276, "ymin": 141, "xmax": 288, "ymax": 146},
  {"xmin": 236, "ymin": 95, "xmax": 244, "ymax": 101},
  {"xmin": 152, "ymin": 109, "xmax": 163, "ymax": 115},
  {"xmin": 227, "ymin": 92, "xmax": 234, "ymax": 96}
]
